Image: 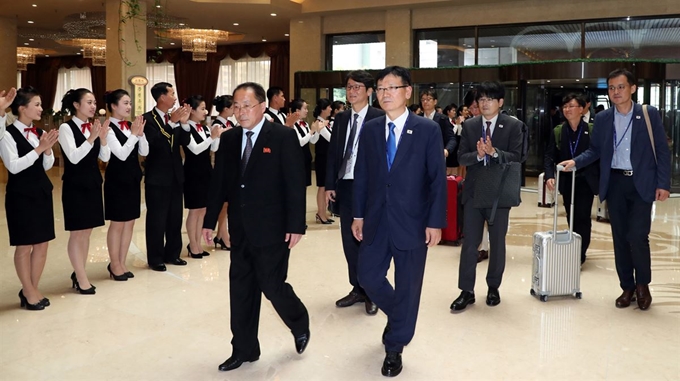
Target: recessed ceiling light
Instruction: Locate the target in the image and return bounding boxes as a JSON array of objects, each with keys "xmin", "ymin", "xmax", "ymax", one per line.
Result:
[
  {"xmin": 158, "ymin": 46, "xmax": 163, "ymax": 49},
  {"xmin": 24, "ymin": 42, "xmax": 29, "ymax": 45},
  {"xmin": 156, "ymin": 4, "xmax": 161, "ymax": 8},
  {"xmin": 29, "ymin": 38, "xmax": 34, "ymax": 41},
  {"xmin": 270, "ymin": 13, "xmax": 277, "ymax": 16},
  {"xmin": 45, "ymin": 54, "xmax": 49, "ymax": 57},
  {"xmin": 170, "ymin": 42, "xmax": 175, "ymax": 45},
  {"xmin": 233, "ymin": 22, "xmax": 239, "ymax": 26},
  {"xmin": 27, "ymin": 20, "xmax": 34, "ymax": 24},
  {"xmin": 262, "ymin": 39, "xmax": 267, "ymax": 42},
  {"xmin": 560, "ymin": 86, "xmax": 564, "ymax": 88},
  {"xmin": 576, "ymin": 79, "xmax": 580, "ymax": 82},
  {"xmin": 76, "ymin": 52, "xmax": 81, "ymax": 55},
  {"xmin": 179, "ymin": 23, "xmax": 185, "ymax": 26},
  {"xmin": 32, "ymin": 4, "xmax": 37, "ymax": 7},
  {"xmin": 547, "ymin": 80, "xmax": 551, "ymax": 83},
  {"xmin": 284, "ymin": 33, "xmax": 289, "ymax": 37},
  {"xmin": 527, "ymin": 81, "xmax": 531, "ymax": 84},
  {"xmin": 80, "ymin": 48, "xmax": 84, "ymax": 51},
  {"xmin": 585, "ymin": 85, "xmax": 588, "ymax": 88}
]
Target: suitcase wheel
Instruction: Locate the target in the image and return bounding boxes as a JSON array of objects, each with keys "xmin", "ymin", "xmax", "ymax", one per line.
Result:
[
  {"xmin": 596, "ymin": 216, "xmax": 601, "ymax": 222},
  {"xmin": 540, "ymin": 295, "xmax": 548, "ymax": 302},
  {"xmin": 575, "ymin": 292, "xmax": 582, "ymax": 299},
  {"xmin": 530, "ymin": 289, "xmax": 536, "ymax": 296}
]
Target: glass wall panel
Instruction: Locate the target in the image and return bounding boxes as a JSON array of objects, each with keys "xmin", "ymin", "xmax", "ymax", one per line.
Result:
[
  {"xmin": 330, "ymin": 33, "xmax": 386, "ymax": 70},
  {"xmin": 415, "ymin": 28, "xmax": 475, "ymax": 68},
  {"xmin": 585, "ymin": 18, "xmax": 680, "ymax": 60},
  {"xmin": 477, "ymin": 23, "xmax": 581, "ymax": 64}
]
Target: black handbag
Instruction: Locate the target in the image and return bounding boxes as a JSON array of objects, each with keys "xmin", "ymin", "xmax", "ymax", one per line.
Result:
[{"xmin": 473, "ymin": 150, "xmax": 522, "ymax": 225}]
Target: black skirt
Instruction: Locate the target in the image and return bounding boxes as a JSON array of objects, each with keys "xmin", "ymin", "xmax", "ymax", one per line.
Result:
[
  {"xmin": 6, "ymin": 189, "xmax": 55, "ymax": 246},
  {"xmin": 62, "ymin": 181, "xmax": 105, "ymax": 231},
  {"xmin": 104, "ymin": 179, "xmax": 141, "ymax": 221},
  {"xmin": 315, "ymin": 153, "xmax": 327, "ymax": 187}
]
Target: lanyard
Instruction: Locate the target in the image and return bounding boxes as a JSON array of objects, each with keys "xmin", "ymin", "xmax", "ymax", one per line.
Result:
[
  {"xmin": 613, "ymin": 116, "xmax": 634, "ymax": 151},
  {"xmin": 568, "ymin": 123, "xmax": 584, "ymax": 158}
]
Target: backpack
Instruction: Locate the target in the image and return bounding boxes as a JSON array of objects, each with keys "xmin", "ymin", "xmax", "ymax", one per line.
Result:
[{"xmin": 554, "ymin": 123, "xmax": 594, "ymax": 148}]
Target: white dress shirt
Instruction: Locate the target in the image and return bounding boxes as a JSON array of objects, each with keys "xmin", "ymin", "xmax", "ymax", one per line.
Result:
[
  {"xmin": 582, "ymin": 111, "xmax": 591, "ymax": 124},
  {"xmin": 317, "ymin": 117, "xmax": 332, "ymax": 142},
  {"xmin": 183, "ymin": 120, "xmax": 219, "ymax": 154},
  {"xmin": 294, "ymin": 120, "xmax": 319, "ymax": 147},
  {"xmin": 342, "ymin": 104, "xmax": 369, "ymax": 180},
  {"xmin": 0, "ymin": 121, "xmax": 54, "ymax": 174},
  {"xmin": 58, "ymin": 116, "xmax": 111, "ymax": 164},
  {"xmin": 107, "ymin": 117, "xmax": 149, "ymax": 161},
  {"xmin": 155, "ymin": 107, "xmax": 190, "ymax": 132},
  {"xmin": 478, "ymin": 114, "xmax": 499, "ymax": 163},
  {"xmin": 385, "ymin": 107, "xmax": 409, "ymax": 146},
  {"xmin": 268, "ymin": 107, "xmax": 286, "ymax": 124},
  {"xmin": 241, "ymin": 117, "xmax": 266, "ymax": 158},
  {"xmin": 0, "ymin": 114, "xmax": 6, "ymax": 140}
]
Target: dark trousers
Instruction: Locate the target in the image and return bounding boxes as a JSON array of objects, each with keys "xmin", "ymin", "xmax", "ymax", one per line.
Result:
[
  {"xmin": 145, "ymin": 184, "xmax": 183, "ymax": 265},
  {"xmin": 561, "ymin": 176, "xmax": 595, "ymax": 262},
  {"xmin": 337, "ymin": 179, "xmax": 364, "ymax": 295},
  {"xmin": 229, "ymin": 238, "xmax": 309, "ymax": 358},
  {"xmin": 606, "ymin": 173, "xmax": 653, "ymax": 290},
  {"xmin": 458, "ymin": 202, "xmax": 510, "ymax": 291},
  {"xmin": 357, "ymin": 213, "xmax": 427, "ymax": 353}
]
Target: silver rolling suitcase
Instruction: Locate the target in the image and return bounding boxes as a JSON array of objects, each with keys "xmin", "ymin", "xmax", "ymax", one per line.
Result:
[
  {"xmin": 531, "ymin": 165, "xmax": 582, "ymax": 302},
  {"xmin": 537, "ymin": 172, "xmax": 555, "ymax": 208}
]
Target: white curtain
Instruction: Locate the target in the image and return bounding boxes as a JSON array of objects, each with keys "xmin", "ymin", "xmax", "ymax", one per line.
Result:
[
  {"xmin": 146, "ymin": 62, "xmax": 180, "ymax": 112},
  {"xmin": 212, "ymin": 54, "xmax": 270, "ymax": 115},
  {"xmin": 52, "ymin": 67, "xmax": 93, "ymax": 112}
]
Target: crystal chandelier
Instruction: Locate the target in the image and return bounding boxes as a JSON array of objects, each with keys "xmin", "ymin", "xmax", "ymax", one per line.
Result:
[
  {"xmin": 57, "ymin": 39, "xmax": 107, "ymax": 66},
  {"xmin": 16, "ymin": 47, "xmax": 45, "ymax": 71},
  {"xmin": 163, "ymin": 29, "xmax": 229, "ymax": 61}
]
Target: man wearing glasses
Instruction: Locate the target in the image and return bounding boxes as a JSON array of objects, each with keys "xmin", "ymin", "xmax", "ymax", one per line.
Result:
[
  {"xmin": 450, "ymin": 81, "xmax": 524, "ymax": 312},
  {"xmin": 419, "ymin": 88, "xmax": 457, "ymax": 166},
  {"xmin": 203, "ymin": 82, "xmax": 310, "ymax": 371},
  {"xmin": 352, "ymin": 66, "xmax": 447, "ymax": 377},
  {"xmin": 326, "ymin": 70, "xmax": 384, "ymax": 315},
  {"xmin": 561, "ymin": 68, "xmax": 671, "ymax": 310}
]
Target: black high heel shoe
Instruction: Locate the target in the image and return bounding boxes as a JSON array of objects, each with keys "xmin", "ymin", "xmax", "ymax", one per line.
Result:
[
  {"xmin": 187, "ymin": 244, "xmax": 203, "ymax": 259},
  {"xmin": 18, "ymin": 290, "xmax": 45, "ymax": 311},
  {"xmin": 316, "ymin": 214, "xmax": 333, "ymax": 225},
  {"xmin": 125, "ymin": 271, "xmax": 134, "ymax": 278},
  {"xmin": 107, "ymin": 264, "xmax": 128, "ymax": 281},
  {"xmin": 213, "ymin": 237, "xmax": 230, "ymax": 251},
  {"xmin": 70, "ymin": 272, "xmax": 96, "ymax": 295}
]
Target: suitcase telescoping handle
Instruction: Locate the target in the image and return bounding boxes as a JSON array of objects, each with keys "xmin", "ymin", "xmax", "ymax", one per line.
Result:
[{"xmin": 553, "ymin": 164, "xmax": 576, "ymax": 242}]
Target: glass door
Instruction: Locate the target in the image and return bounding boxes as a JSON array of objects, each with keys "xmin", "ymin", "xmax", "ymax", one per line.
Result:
[{"xmin": 665, "ymin": 80, "xmax": 680, "ymax": 192}]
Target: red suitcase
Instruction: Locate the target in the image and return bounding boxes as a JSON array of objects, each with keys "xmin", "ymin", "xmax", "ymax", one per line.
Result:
[{"xmin": 441, "ymin": 175, "xmax": 464, "ymax": 245}]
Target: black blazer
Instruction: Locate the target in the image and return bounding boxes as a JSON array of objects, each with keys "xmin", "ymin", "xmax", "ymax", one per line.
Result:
[
  {"xmin": 457, "ymin": 114, "xmax": 524, "ymax": 204},
  {"xmin": 324, "ymin": 106, "xmax": 384, "ymax": 189},
  {"xmin": 142, "ymin": 109, "xmax": 187, "ymax": 186},
  {"xmin": 204, "ymin": 120, "xmax": 306, "ymax": 247},
  {"xmin": 432, "ymin": 112, "xmax": 457, "ymax": 154},
  {"xmin": 544, "ymin": 120, "xmax": 599, "ymax": 195}
]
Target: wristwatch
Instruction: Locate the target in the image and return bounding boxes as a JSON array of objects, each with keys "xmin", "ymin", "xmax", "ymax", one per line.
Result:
[{"xmin": 492, "ymin": 150, "xmax": 499, "ymax": 158}]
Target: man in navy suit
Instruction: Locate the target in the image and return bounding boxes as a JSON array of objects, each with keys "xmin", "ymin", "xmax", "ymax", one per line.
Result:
[
  {"xmin": 325, "ymin": 70, "xmax": 384, "ymax": 315},
  {"xmin": 352, "ymin": 66, "xmax": 447, "ymax": 377},
  {"xmin": 561, "ymin": 68, "xmax": 671, "ymax": 311}
]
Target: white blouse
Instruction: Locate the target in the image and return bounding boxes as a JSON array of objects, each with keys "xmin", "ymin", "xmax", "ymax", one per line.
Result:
[
  {"xmin": 317, "ymin": 117, "xmax": 332, "ymax": 143},
  {"xmin": 0, "ymin": 120, "xmax": 54, "ymax": 174},
  {"xmin": 107, "ymin": 117, "xmax": 149, "ymax": 161},
  {"xmin": 182, "ymin": 120, "xmax": 219, "ymax": 154},
  {"xmin": 293, "ymin": 120, "xmax": 319, "ymax": 147},
  {"xmin": 58, "ymin": 116, "xmax": 111, "ymax": 164}
]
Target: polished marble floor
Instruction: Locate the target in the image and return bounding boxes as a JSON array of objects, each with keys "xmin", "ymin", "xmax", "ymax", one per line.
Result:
[{"xmin": 0, "ymin": 170, "xmax": 678, "ymax": 380}]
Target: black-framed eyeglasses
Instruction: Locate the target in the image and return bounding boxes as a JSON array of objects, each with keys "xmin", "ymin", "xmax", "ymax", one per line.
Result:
[{"xmin": 376, "ymin": 85, "xmax": 409, "ymax": 94}]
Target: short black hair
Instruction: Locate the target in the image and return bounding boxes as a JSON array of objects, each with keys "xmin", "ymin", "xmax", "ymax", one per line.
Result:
[
  {"xmin": 344, "ymin": 70, "xmax": 375, "ymax": 89},
  {"xmin": 105, "ymin": 89, "xmax": 130, "ymax": 113},
  {"xmin": 607, "ymin": 68, "xmax": 635, "ymax": 86},
  {"xmin": 331, "ymin": 100, "xmax": 345, "ymax": 114},
  {"xmin": 313, "ymin": 98, "xmax": 331, "ymax": 118},
  {"xmin": 213, "ymin": 95, "xmax": 233, "ymax": 113},
  {"xmin": 290, "ymin": 98, "xmax": 306, "ymax": 113},
  {"xmin": 443, "ymin": 103, "xmax": 457, "ymax": 116},
  {"xmin": 10, "ymin": 86, "xmax": 41, "ymax": 116},
  {"xmin": 561, "ymin": 93, "xmax": 586, "ymax": 108},
  {"xmin": 266, "ymin": 86, "xmax": 284, "ymax": 103},
  {"xmin": 420, "ymin": 88, "xmax": 438, "ymax": 100},
  {"xmin": 150, "ymin": 82, "xmax": 172, "ymax": 102},
  {"xmin": 376, "ymin": 66, "xmax": 412, "ymax": 87},
  {"xmin": 463, "ymin": 89, "xmax": 477, "ymax": 108},
  {"xmin": 408, "ymin": 104, "xmax": 421, "ymax": 113},
  {"xmin": 183, "ymin": 95, "xmax": 205, "ymax": 110},
  {"xmin": 475, "ymin": 81, "xmax": 505, "ymax": 102},
  {"xmin": 61, "ymin": 88, "xmax": 93, "ymax": 115},
  {"xmin": 234, "ymin": 82, "xmax": 267, "ymax": 104}
]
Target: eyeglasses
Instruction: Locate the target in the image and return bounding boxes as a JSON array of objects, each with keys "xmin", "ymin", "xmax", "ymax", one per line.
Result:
[
  {"xmin": 376, "ymin": 85, "xmax": 409, "ymax": 94},
  {"xmin": 562, "ymin": 104, "xmax": 583, "ymax": 110},
  {"xmin": 477, "ymin": 97, "xmax": 497, "ymax": 104},
  {"xmin": 420, "ymin": 97, "xmax": 435, "ymax": 102},
  {"xmin": 345, "ymin": 84, "xmax": 365, "ymax": 91},
  {"xmin": 608, "ymin": 84, "xmax": 629, "ymax": 92},
  {"xmin": 233, "ymin": 102, "xmax": 262, "ymax": 113}
]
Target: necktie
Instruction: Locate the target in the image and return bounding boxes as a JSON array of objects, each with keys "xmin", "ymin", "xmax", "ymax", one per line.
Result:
[
  {"xmin": 81, "ymin": 122, "xmax": 92, "ymax": 133},
  {"xmin": 338, "ymin": 113, "xmax": 359, "ymax": 179},
  {"xmin": 241, "ymin": 131, "xmax": 254, "ymax": 175},
  {"xmin": 164, "ymin": 114, "xmax": 169, "ymax": 125},
  {"xmin": 196, "ymin": 123, "xmax": 203, "ymax": 131},
  {"xmin": 485, "ymin": 121, "xmax": 492, "ymax": 164},
  {"xmin": 119, "ymin": 120, "xmax": 130, "ymax": 130},
  {"xmin": 24, "ymin": 126, "xmax": 38, "ymax": 138},
  {"xmin": 386, "ymin": 122, "xmax": 397, "ymax": 170}
]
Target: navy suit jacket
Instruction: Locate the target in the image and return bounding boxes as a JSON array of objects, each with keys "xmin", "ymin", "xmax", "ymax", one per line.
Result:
[
  {"xmin": 574, "ymin": 103, "xmax": 670, "ymax": 203},
  {"xmin": 352, "ymin": 111, "xmax": 447, "ymax": 251}
]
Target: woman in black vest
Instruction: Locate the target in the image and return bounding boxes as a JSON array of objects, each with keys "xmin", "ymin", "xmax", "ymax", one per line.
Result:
[
  {"xmin": 58, "ymin": 88, "xmax": 111, "ymax": 294},
  {"xmin": 182, "ymin": 95, "xmax": 223, "ymax": 258},
  {"xmin": 0, "ymin": 87, "xmax": 59, "ymax": 310},
  {"xmin": 290, "ymin": 98, "xmax": 319, "ymax": 189},
  {"xmin": 211, "ymin": 95, "xmax": 235, "ymax": 250},
  {"xmin": 311, "ymin": 98, "xmax": 333, "ymax": 224},
  {"xmin": 104, "ymin": 89, "xmax": 148, "ymax": 280}
]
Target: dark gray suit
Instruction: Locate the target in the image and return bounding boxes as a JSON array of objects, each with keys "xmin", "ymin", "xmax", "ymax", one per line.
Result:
[{"xmin": 457, "ymin": 114, "xmax": 523, "ymax": 291}]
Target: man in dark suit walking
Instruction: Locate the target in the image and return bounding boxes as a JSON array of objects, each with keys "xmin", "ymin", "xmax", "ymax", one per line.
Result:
[
  {"xmin": 352, "ymin": 66, "xmax": 447, "ymax": 377},
  {"xmin": 450, "ymin": 81, "xmax": 524, "ymax": 312},
  {"xmin": 325, "ymin": 70, "xmax": 384, "ymax": 315},
  {"xmin": 203, "ymin": 82, "xmax": 310, "ymax": 372},
  {"xmin": 419, "ymin": 88, "xmax": 457, "ymax": 162},
  {"xmin": 561, "ymin": 68, "xmax": 671, "ymax": 310},
  {"xmin": 143, "ymin": 82, "xmax": 191, "ymax": 271}
]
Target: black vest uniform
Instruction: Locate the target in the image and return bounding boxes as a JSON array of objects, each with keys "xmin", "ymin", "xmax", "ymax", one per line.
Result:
[
  {"xmin": 182, "ymin": 125, "xmax": 212, "ymax": 209},
  {"xmin": 61, "ymin": 119, "xmax": 104, "ymax": 231},
  {"xmin": 294, "ymin": 121, "xmax": 313, "ymax": 186},
  {"xmin": 265, "ymin": 109, "xmax": 283, "ymax": 125},
  {"xmin": 5, "ymin": 125, "xmax": 55, "ymax": 245},
  {"xmin": 104, "ymin": 121, "xmax": 143, "ymax": 221}
]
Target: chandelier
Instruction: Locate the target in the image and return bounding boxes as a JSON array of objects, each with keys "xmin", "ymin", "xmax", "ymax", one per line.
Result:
[
  {"xmin": 17, "ymin": 47, "xmax": 45, "ymax": 71},
  {"xmin": 161, "ymin": 29, "xmax": 231, "ymax": 61},
  {"xmin": 57, "ymin": 39, "xmax": 107, "ymax": 66}
]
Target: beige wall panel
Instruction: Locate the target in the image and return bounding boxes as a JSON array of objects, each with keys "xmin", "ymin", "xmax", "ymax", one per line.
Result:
[
  {"xmin": 290, "ymin": 16, "xmax": 323, "ymax": 96},
  {"xmin": 385, "ymin": 9, "xmax": 412, "ymax": 67},
  {"xmin": 0, "ymin": 17, "xmax": 18, "ymax": 92},
  {"xmin": 323, "ymin": 12, "xmax": 386, "ymax": 35}
]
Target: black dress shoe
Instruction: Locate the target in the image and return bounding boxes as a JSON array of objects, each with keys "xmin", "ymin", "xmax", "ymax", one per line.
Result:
[
  {"xmin": 165, "ymin": 258, "xmax": 187, "ymax": 266},
  {"xmin": 382, "ymin": 322, "xmax": 391, "ymax": 344},
  {"xmin": 125, "ymin": 271, "xmax": 134, "ymax": 278},
  {"xmin": 365, "ymin": 299, "xmax": 378, "ymax": 315},
  {"xmin": 450, "ymin": 290, "xmax": 475, "ymax": 312},
  {"xmin": 477, "ymin": 250, "xmax": 489, "ymax": 263},
  {"xmin": 486, "ymin": 287, "xmax": 501, "ymax": 306},
  {"xmin": 336, "ymin": 291, "xmax": 365, "ymax": 307},
  {"xmin": 381, "ymin": 351, "xmax": 403, "ymax": 377},
  {"xmin": 294, "ymin": 330, "xmax": 310, "ymax": 354},
  {"xmin": 218, "ymin": 355, "xmax": 259, "ymax": 371},
  {"xmin": 149, "ymin": 264, "xmax": 167, "ymax": 272}
]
